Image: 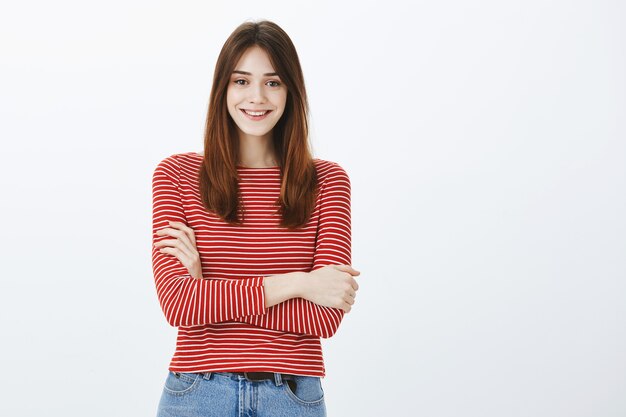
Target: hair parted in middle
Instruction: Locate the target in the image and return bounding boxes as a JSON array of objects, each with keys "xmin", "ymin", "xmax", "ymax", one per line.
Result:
[{"xmin": 198, "ymin": 19, "xmax": 318, "ymax": 230}]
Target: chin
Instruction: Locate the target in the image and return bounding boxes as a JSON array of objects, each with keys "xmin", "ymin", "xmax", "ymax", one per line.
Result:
[{"xmin": 240, "ymin": 128, "xmax": 273, "ymax": 137}]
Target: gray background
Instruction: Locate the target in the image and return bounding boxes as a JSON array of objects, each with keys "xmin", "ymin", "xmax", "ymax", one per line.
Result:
[{"xmin": 0, "ymin": 0, "xmax": 624, "ymax": 416}]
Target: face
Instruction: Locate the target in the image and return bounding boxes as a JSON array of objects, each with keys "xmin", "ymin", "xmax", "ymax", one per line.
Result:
[{"xmin": 226, "ymin": 45, "xmax": 287, "ymax": 142}]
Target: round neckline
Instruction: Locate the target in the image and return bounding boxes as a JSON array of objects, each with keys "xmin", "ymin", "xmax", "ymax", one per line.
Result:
[
  {"xmin": 236, "ymin": 165, "xmax": 280, "ymax": 170},
  {"xmin": 191, "ymin": 152, "xmax": 280, "ymax": 169}
]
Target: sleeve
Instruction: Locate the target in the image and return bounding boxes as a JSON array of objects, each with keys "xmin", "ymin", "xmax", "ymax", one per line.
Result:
[
  {"xmin": 152, "ymin": 154, "xmax": 268, "ymax": 327},
  {"xmin": 234, "ymin": 162, "xmax": 352, "ymax": 338}
]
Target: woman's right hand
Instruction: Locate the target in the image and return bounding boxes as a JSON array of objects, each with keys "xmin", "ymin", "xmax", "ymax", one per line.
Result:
[{"xmin": 298, "ymin": 265, "xmax": 361, "ymax": 313}]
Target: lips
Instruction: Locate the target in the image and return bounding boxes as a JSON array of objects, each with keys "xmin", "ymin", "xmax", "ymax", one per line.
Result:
[
  {"xmin": 242, "ymin": 109, "xmax": 271, "ymax": 115},
  {"xmin": 240, "ymin": 108, "xmax": 272, "ymax": 121}
]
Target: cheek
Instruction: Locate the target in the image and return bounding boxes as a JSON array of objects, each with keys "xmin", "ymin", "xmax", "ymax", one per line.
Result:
[
  {"xmin": 274, "ymin": 91, "xmax": 288, "ymax": 109},
  {"xmin": 226, "ymin": 84, "xmax": 245, "ymax": 105},
  {"xmin": 226, "ymin": 89, "xmax": 235, "ymax": 107}
]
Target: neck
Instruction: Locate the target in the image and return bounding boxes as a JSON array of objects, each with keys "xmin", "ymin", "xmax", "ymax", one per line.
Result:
[{"xmin": 238, "ymin": 131, "xmax": 277, "ymax": 168}]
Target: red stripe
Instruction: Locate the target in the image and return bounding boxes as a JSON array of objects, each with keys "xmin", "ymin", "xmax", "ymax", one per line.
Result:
[{"xmin": 152, "ymin": 152, "xmax": 351, "ymax": 377}]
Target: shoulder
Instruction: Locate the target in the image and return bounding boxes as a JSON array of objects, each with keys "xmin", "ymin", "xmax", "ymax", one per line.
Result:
[
  {"xmin": 313, "ymin": 158, "xmax": 350, "ymax": 185},
  {"xmin": 153, "ymin": 151, "xmax": 202, "ymax": 179}
]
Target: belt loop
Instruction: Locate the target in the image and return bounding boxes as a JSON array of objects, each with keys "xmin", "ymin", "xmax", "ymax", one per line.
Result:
[
  {"xmin": 203, "ymin": 372, "xmax": 212, "ymax": 380},
  {"xmin": 274, "ymin": 372, "xmax": 283, "ymax": 387}
]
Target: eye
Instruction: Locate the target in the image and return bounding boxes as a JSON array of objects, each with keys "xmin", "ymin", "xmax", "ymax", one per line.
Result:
[{"xmin": 232, "ymin": 79, "xmax": 281, "ymax": 87}]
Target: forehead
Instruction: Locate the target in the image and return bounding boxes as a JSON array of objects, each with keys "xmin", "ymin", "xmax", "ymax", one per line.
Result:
[{"xmin": 232, "ymin": 45, "xmax": 277, "ymax": 75}]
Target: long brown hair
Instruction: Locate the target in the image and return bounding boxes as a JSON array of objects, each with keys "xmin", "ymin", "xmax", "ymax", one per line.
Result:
[{"xmin": 198, "ymin": 20, "xmax": 317, "ymax": 230}]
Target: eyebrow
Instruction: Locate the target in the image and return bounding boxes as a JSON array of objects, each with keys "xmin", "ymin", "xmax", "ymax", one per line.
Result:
[{"xmin": 232, "ymin": 70, "xmax": 279, "ymax": 76}]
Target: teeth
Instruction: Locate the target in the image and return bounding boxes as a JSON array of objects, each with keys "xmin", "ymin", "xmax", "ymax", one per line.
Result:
[{"xmin": 243, "ymin": 110, "xmax": 268, "ymax": 116}]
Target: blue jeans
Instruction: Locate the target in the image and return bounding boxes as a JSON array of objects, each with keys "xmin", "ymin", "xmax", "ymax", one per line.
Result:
[{"xmin": 156, "ymin": 370, "xmax": 327, "ymax": 417}]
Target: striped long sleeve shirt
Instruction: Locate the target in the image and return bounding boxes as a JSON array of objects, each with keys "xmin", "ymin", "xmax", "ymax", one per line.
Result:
[{"xmin": 151, "ymin": 152, "xmax": 351, "ymax": 377}]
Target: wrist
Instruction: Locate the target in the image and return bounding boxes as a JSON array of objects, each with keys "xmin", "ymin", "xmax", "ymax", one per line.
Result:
[
  {"xmin": 262, "ymin": 271, "xmax": 308, "ymax": 308},
  {"xmin": 290, "ymin": 271, "xmax": 309, "ymax": 298}
]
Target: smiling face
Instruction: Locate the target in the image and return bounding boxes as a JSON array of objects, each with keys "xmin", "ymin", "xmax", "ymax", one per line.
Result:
[{"xmin": 226, "ymin": 45, "xmax": 288, "ymax": 143}]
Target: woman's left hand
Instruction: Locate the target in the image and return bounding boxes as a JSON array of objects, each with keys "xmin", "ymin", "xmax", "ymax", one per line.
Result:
[{"xmin": 154, "ymin": 220, "xmax": 203, "ymax": 280}]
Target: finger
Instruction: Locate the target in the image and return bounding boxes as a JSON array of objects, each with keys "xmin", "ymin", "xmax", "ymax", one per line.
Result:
[
  {"xmin": 157, "ymin": 234, "xmax": 194, "ymax": 258},
  {"xmin": 157, "ymin": 229, "xmax": 194, "ymax": 253},
  {"xmin": 343, "ymin": 293, "xmax": 355, "ymax": 305},
  {"xmin": 158, "ymin": 243, "xmax": 194, "ymax": 268},
  {"xmin": 157, "ymin": 227, "xmax": 195, "ymax": 253},
  {"xmin": 350, "ymin": 277, "xmax": 359, "ymax": 291},
  {"xmin": 154, "ymin": 238, "xmax": 180, "ymax": 249},
  {"xmin": 164, "ymin": 221, "xmax": 194, "ymax": 240},
  {"xmin": 342, "ymin": 264, "xmax": 360, "ymax": 275},
  {"xmin": 335, "ymin": 264, "xmax": 360, "ymax": 276},
  {"xmin": 168, "ymin": 221, "xmax": 196, "ymax": 246},
  {"xmin": 159, "ymin": 247, "xmax": 190, "ymax": 270}
]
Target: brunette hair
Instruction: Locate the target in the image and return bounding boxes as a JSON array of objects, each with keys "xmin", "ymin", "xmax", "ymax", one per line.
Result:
[{"xmin": 198, "ymin": 20, "xmax": 317, "ymax": 229}]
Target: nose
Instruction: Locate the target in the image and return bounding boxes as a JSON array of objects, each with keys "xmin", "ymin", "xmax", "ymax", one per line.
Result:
[{"xmin": 248, "ymin": 82, "xmax": 267, "ymax": 104}]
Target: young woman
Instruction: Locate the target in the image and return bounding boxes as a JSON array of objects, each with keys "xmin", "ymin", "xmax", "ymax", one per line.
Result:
[{"xmin": 151, "ymin": 19, "xmax": 360, "ymax": 417}]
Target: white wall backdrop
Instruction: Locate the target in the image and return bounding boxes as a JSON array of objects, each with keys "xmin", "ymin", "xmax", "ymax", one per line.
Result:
[{"xmin": 1, "ymin": 1, "xmax": 624, "ymax": 416}]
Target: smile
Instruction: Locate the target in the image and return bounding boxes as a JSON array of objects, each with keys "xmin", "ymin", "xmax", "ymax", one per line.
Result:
[{"xmin": 240, "ymin": 109, "xmax": 272, "ymax": 121}]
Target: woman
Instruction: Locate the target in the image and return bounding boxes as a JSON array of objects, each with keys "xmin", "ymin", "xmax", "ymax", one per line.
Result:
[{"xmin": 152, "ymin": 19, "xmax": 360, "ymax": 417}]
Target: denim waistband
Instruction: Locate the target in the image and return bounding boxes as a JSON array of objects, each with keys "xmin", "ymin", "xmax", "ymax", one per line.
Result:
[{"xmin": 175, "ymin": 371, "xmax": 296, "ymax": 386}]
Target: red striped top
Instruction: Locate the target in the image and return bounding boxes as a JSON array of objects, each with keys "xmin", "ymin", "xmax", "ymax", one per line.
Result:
[{"xmin": 151, "ymin": 151, "xmax": 351, "ymax": 377}]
